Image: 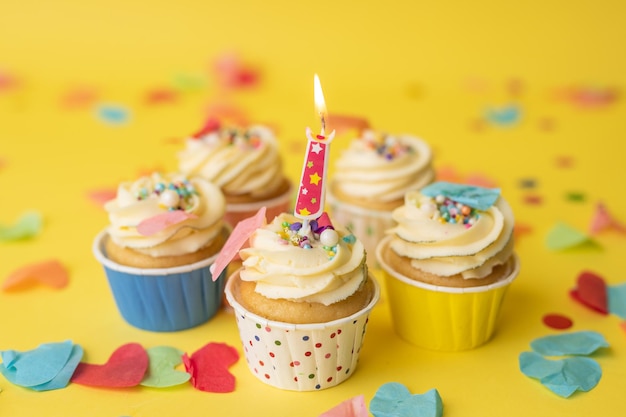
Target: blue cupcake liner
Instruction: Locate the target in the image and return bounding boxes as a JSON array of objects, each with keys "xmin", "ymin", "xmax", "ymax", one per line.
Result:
[{"xmin": 93, "ymin": 230, "xmax": 226, "ymax": 332}]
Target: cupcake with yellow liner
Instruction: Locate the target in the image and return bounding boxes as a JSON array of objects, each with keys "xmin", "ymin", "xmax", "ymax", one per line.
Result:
[
  {"xmin": 376, "ymin": 181, "xmax": 520, "ymax": 351},
  {"xmin": 216, "ymin": 209, "xmax": 379, "ymax": 391},
  {"xmin": 92, "ymin": 172, "xmax": 229, "ymax": 332},
  {"xmin": 328, "ymin": 129, "xmax": 435, "ymax": 267},
  {"xmin": 177, "ymin": 119, "xmax": 292, "ymax": 227}
]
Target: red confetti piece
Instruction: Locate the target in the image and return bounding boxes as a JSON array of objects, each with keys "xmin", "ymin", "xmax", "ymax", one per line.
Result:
[
  {"xmin": 86, "ymin": 188, "xmax": 117, "ymax": 206},
  {"xmin": 183, "ymin": 342, "xmax": 239, "ymax": 393},
  {"xmin": 211, "ymin": 207, "xmax": 266, "ymax": 279},
  {"xmin": 523, "ymin": 194, "xmax": 543, "ymax": 205},
  {"xmin": 144, "ymin": 88, "xmax": 178, "ymax": 105},
  {"xmin": 192, "ymin": 117, "xmax": 221, "ymax": 139},
  {"xmin": 71, "ymin": 343, "xmax": 148, "ymax": 388},
  {"xmin": 542, "ymin": 314, "xmax": 574, "ymax": 330},
  {"xmin": 570, "ymin": 271, "xmax": 609, "ymax": 315},
  {"xmin": 214, "ymin": 53, "xmax": 260, "ymax": 90},
  {"xmin": 513, "ymin": 223, "xmax": 533, "ymax": 239},
  {"xmin": 137, "ymin": 211, "xmax": 198, "ymax": 236},
  {"xmin": 3, "ymin": 259, "xmax": 69, "ymax": 291},
  {"xmin": 589, "ymin": 202, "xmax": 626, "ymax": 235}
]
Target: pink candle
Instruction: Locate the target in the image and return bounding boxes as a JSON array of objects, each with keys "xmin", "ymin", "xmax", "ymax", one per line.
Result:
[{"xmin": 294, "ymin": 74, "xmax": 335, "ymax": 230}]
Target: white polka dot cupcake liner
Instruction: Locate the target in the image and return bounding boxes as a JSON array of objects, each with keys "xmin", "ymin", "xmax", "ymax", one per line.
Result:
[
  {"xmin": 224, "ymin": 184, "xmax": 293, "ymax": 228},
  {"xmin": 327, "ymin": 191, "xmax": 395, "ymax": 269},
  {"xmin": 93, "ymin": 230, "xmax": 227, "ymax": 332},
  {"xmin": 224, "ymin": 272, "xmax": 380, "ymax": 391}
]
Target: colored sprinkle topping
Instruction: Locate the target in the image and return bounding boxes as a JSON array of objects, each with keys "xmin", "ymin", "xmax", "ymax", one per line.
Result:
[
  {"xmin": 277, "ymin": 218, "xmax": 350, "ymax": 260},
  {"xmin": 135, "ymin": 179, "xmax": 198, "ymax": 211},
  {"xmin": 422, "ymin": 195, "xmax": 481, "ymax": 228},
  {"xmin": 362, "ymin": 131, "xmax": 413, "ymax": 161},
  {"xmin": 192, "ymin": 120, "xmax": 264, "ymax": 150}
]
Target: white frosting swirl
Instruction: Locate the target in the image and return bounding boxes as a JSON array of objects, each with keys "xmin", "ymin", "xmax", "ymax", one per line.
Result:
[
  {"xmin": 388, "ymin": 190, "xmax": 514, "ymax": 279},
  {"xmin": 332, "ymin": 130, "xmax": 434, "ymax": 202},
  {"xmin": 239, "ymin": 214, "xmax": 367, "ymax": 305},
  {"xmin": 105, "ymin": 172, "xmax": 225, "ymax": 257},
  {"xmin": 178, "ymin": 125, "xmax": 285, "ymax": 198}
]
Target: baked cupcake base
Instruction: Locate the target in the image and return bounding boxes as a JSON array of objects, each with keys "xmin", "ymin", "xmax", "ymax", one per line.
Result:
[
  {"xmin": 93, "ymin": 230, "xmax": 228, "ymax": 332},
  {"xmin": 224, "ymin": 269, "xmax": 380, "ymax": 391},
  {"xmin": 376, "ymin": 236, "xmax": 520, "ymax": 351}
]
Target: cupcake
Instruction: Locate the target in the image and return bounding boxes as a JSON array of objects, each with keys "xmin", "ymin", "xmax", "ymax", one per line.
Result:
[
  {"xmin": 177, "ymin": 120, "xmax": 292, "ymax": 227},
  {"xmin": 92, "ymin": 172, "xmax": 229, "ymax": 332},
  {"xmin": 223, "ymin": 212, "xmax": 380, "ymax": 391},
  {"xmin": 328, "ymin": 129, "xmax": 434, "ymax": 267},
  {"xmin": 376, "ymin": 182, "xmax": 520, "ymax": 351}
]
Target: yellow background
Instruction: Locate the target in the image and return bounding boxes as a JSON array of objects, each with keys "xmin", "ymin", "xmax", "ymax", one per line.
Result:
[{"xmin": 1, "ymin": 1, "xmax": 625, "ymax": 416}]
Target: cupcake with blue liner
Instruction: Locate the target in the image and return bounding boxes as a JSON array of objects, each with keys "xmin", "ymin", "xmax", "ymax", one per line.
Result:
[
  {"xmin": 376, "ymin": 182, "xmax": 520, "ymax": 351},
  {"xmin": 92, "ymin": 172, "xmax": 229, "ymax": 332},
  {"xmin": 328, "ymin": 129, "xmax": 434, "ymax": 267}
]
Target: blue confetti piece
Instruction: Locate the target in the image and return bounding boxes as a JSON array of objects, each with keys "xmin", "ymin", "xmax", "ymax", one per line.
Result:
[
  {"xmin": 370, "ymin": 382, "xmax": 443, "ymax": 417},
  {"xmin": 608, "ymin": 283, "xmax": 626, "ymax": 319},
  {"xmin": 530, "ymin": 331, "xmax": 609, "ymax": 356},
  {"xmin": 96, "ymin": 104, "xmax": 130, "ymax": 125},
  {"xmin": 485, "ymin": 104, "xmax": 521, "ymax": 126},
  {"xmin": 420, "ymin": 181, "xmax": 500, "ymax": 211},
  {"xmin": 519, "ymin": 352, "xmax": 602, "ymax": 398}
]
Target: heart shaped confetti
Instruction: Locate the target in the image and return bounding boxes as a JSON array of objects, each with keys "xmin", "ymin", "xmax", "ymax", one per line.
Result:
[
  {"xmin": 136, "ymin": 211, "xmax": 198, "ymax": 236},
  {"xmin": 530, "ymin": 331, "xmax": 609, "ymax": 356},
  {"xmin": 182, "ymin": 342, "xmax": 239, "ymax": 393},
  {"xmin": 589, "ymin": 202, "xmax": 626, "ymax": 235},
  {"xmin": 71, "ymin": 343, "xmax": 148, "ymax": 388},
  {"xmin": 370, "ymin": 382, "xmax": 443, "ymax": 417},
  {"xmin": 519, "ymin": 352, "xmax": 602, "ymax": 398},
  {"xmin": 3, "ymin": 259, "xmax": 69, "ymax": 291},
  {"xmin": 140, "ymin": 346, "xmax": 190, "ymax": 388},
  {"xmin": 570, "ymin": 271, "xmax": 608, "ymax": 314},
  {"xmin": 319, "ymin": 395, "xmax": 368, "ymax": 417}
]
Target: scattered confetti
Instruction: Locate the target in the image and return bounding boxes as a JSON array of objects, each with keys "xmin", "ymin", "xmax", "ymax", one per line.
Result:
[
  {"xmin": 518, "ymin": 178, "xmax": 537, "ymax": 189},
  {"xmin": 370, "ymin": 382, "xmax": 443, "ymax": 417},
  {"xmin": 3, "ymin": 259, "xmax": 69, "ymax": 291},
  {"xmin": 319, "ymin": 395, "xmax": 368, "ymax": 417},
  {"xmin": 570, "ymin": 271, "xmax": 608, "ymax": 315},
  {"xmin": 96, "ymin": 104, "xmax": 130, "ymax": 125},
  {"xmin": 555, "ymin": 155, "xmax": 574, "ymax": 168},
  {"xmin": 210, "ymin": 207, "xmax": 266, "ymax": 279},
  {"xmin": 71, "ymin": 343, "xmax": 148, "ymax": 388},
  {"xmin": 205, "ymin": 102, "xmax": 249, "ymax": 127},
  {"xmin": 0, "ymin": 341, "xmax": 83, "ymax": 391},
  {"xmin": 214, "ymin": 53, "xmax": 260, "ymax": 90},
  {"xmin": 137, "ymin": 211, "xmax": 198, "ymax": 237},
  {"xmin": 545, "ymin": 222, "xmax": 593, "ymax": 251},
  {"xmin": 589, "ymin": 202, "xmax": 626, "ymax": 235},
  {"xmin": 60, "ymin": 86, "xmax": 98, "ymax": 109},
  {"xmin": 172, "ymin": 73, "xmax": 207, "ymax": 92},
  {"xmin": 0, "ymin": 70, "xmax": 20, "ymax": 92},
  {"xmin": 565, "ymin": 192, "xmax": 586, "ymax": 202},
  {"xmin": 182, "ymin": 342, "xmax": 239, "ymax": 393},
  {"xmin": 0, "ymin": 211, "xmax": 43, "ymax": 241},
  {"xmin": 484, "ymin": 104, "xmax": 521, "ymax": 126},
  {"xmin": 327, "ymin": 113, "xmax": 370, "ymax": 135},
  {"xmin": 542, "ymin": 314, "xmax": 573, "ymax": 330},
  {"xmin": 86, "ymin": 188, "xmax": 117, "ymax": 206},
  {"xmin": 523, "ymin": 194, "xmax": 543, "ymax": 205},
  {"xmin": 144, "ymin": 88, "xmax": 178, "ymax": 105},
  {"xmin": 530, "ymin": 331, "xmax": 609, "ymax": 356},
  {"xmin": 513, "ymin": 223, "xmax": 533, "ymax": 239},
  {"xmin": 607, "ymin": 283, "xmax": 626, "ymax": 319},
  {"xmin": 519, "ymin": 352, "xmax": 602, "ymax": 398},
  {"xmin": 556, "ymin": 86, "xmax": 619, "ymax": 109},
  {"xmin": 140, "ymin": 346, "xmax": 190, "ymax": 388}
]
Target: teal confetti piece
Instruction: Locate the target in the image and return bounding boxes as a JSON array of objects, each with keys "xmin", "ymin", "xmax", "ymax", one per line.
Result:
[
  {"xmin": 370, "ymin": 382, "xmax": 443, "ymax": 417},
  {"xmin": 485, "ymin": 104, "xmax": 521, "ymax": 126},
  {"xmin": 96, "ymin": 104, "xmax": 130, "ymax": 125},
  {"xmin": 530, "ymin": 331, "xmax": 609, "ymax": 356},
  {"xmin": 421, "ymin": 181, "xmax": 500, "ymax": 210},
  {"xmin": 608, "ymin": 283, "xmax": 626, "ymax": 319}
]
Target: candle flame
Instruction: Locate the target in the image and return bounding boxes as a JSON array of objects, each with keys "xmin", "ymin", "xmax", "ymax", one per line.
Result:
[{"xmin": 314, "ymin": 74, "xmax": 327, "ymax": 133}]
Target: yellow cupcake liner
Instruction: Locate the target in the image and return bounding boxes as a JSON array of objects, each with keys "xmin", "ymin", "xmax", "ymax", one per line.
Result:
[{"xmin": 376, "ymin": 237, "xmax": 520, "ymax": 351}]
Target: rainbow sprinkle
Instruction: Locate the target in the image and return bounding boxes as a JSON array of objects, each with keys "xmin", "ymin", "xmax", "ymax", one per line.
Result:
[
  {"xmin": 431, "ymin": 195, "xmax": 480, "ymax": 228},
  {"xmin": 135, "ymin": 179, "xmax": 198, "ymax": 211},
  {"xmin": 362, "ymin": 132, "xmax": 413, "ymax": 161}
]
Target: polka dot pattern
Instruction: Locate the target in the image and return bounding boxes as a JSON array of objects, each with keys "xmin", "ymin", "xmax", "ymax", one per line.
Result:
[{"xmin": 231, "ymin": 308, "xmax": 374, "ymax": 391}]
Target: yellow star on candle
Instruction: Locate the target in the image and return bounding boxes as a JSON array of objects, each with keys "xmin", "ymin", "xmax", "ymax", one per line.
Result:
[
  {"xmin": 311, "ymin": 197, "xmax": 317, "ymax": 204},
  {"xmin": 309, "ymin": 172, "xmax": 321, "ymax": 185},
  {"xmin": 298, "ymin": 208, "xmax": 311, "ymax": 216},
  {"xmin": 307, "ymin": 161, "xmax": 314, "ymax": 168}
]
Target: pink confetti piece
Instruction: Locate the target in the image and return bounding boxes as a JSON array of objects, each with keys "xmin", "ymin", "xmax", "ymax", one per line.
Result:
[
  {"xmin": 137, "ymin": 211, "xmax": 198, "ymax": 236},
  {"xmin": 183, "ymin": 342, "xmax": 239, "ymax": 393},
  {"xmin": 570, "ymin": 271, "xmax": 609, "ymax": 315},
  {"xmin": 319, "ymin": 395, "xmax": 368, "ymax": 417},
  {"xmin": 0, "ymin": 70, "xmax": 20, "ymax": 92},
  {"xmin": 210, "ymin": 207, "xmax": 266, "ymax": 279},
  {"xmin": 214, "ymin": 53, "xmax": 260, "ymax": 90},
  {"xmin": 86, "ymin": 188, "xmax": 117, "ymax": 206},
  {"xmin": 589, "ymin": 202, "xmax": 626, "ymax": 235},
  {"xmin": 71, "ymin": 343, "xmax": 148, "ymax": 388},
  {"xmin": 3, "ymin": 259, "xmax": 69, "ymax": 291},
  {"xmin": 557, "ymin": 86, "xmax": 619, "ymax": 109},
  {"xmin": 542, "ymin": 314, "xmax": 574, "ymax": 330}
]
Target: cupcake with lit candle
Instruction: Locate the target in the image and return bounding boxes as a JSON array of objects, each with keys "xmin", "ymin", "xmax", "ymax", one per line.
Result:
[
  {"xmin": 92, "ymin": 172, "xmax": 229, "ymax": 332},
  {"xmin": 328, "ymin": 129, "xmax": 435, "ymax": 267},
  {"xmin": 177, "ymin": 120, "xmax": 292, "ymax": 227},
  {"xmin": 376, "ymin": 181, "xmax": 520, "ymax": 351}
]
